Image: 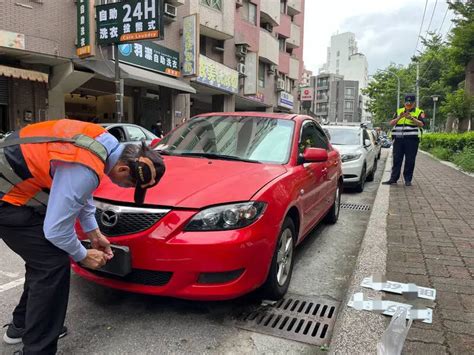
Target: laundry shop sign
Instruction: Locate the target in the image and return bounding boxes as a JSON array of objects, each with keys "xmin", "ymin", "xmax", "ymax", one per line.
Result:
[
  {"xmin": 96, "ymin": 0, "xmax": 164, "ymax": 45},
  {"xmin": 116, "ymin": 42, "xmax": 180, "ymax": 77}
]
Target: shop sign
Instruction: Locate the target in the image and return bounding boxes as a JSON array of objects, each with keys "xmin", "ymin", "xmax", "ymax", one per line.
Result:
[
  {"xmin": 0, "ymin": 30, "xmax": 25, "ymax": 50},
  {"xmin": 278, "ymin": 91, "xmax": 294, "ymax": 110},
  {"xmin": 76, "ymin": 0, "xmax": 95, "ymax": 58},
  {"xmin": 196, "ymin": 55, "xmax": 239, "ymax": 94},
  {"xmin": 300, "ymin": 88, "xmax": 314, "ymax": 101},
  {"xmin": 182, "ymin": 14, "xmax": 199, "ymax": 76},
  {"xmin": 96, "ymin": 0, "xmax": 164, "ymax": 45},
  {"xmin": 116, "ymin": 42, "xmax": 180, "ymax": 77},
  {"xmin": 246, "ymin": 92, "xmax": 265, "ymax": 103}
]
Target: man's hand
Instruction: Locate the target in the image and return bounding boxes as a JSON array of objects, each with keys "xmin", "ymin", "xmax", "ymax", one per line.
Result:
[
  {"xmin": 87, "ymin": 229, "xmax": 114, "ymax": 260},
  {"xmin": 80, "ymin": 249, "xmax": 108, "ymax": 269}
]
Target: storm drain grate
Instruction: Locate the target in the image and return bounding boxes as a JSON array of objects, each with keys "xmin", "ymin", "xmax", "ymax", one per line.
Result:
[
  {"xmin": 233, "ymin": 294, "xmax": 340, "ymax": 346},
  {"xmin": 340, "ymin": 203, "xmax": 371, "ymax": 211}
]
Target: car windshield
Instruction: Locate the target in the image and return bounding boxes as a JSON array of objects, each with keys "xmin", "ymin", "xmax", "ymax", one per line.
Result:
[
  {"xmin": 326, "ymin": 128, "xmax": 360, "ymax": 146},
  {"xmin": 157, "ymin": 115, "xmax": 295, "ymax": 164}
]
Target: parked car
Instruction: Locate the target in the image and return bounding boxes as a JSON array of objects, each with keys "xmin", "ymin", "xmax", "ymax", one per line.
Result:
[
  {"xmin": 101, "ymin": 123, "xmax": 157, "ymax": 145},
  {"xmin": 73, "ymin": 113, "xmax": 343, "ymax": 300},
  {"xmin": 323, "ymin": 125, "xmax": 377, "ymax": 192}
]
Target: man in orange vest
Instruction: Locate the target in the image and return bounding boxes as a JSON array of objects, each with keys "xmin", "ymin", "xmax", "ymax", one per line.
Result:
[{"xmin": 0, "ymin": 119, "xmax": 165, "ymax": 354}]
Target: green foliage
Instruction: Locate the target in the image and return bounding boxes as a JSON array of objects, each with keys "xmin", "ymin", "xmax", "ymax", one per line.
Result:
[
  {"xmin": 453, "ymin": 147, "xmax": 474, "ymax": 173},
  {"xmin": 430, "ymin": 147, "xmax": 453, "ymax": 161},
  {"xmin": 440, "ymin": 88, "xmax": 472, "ymax": 121}
]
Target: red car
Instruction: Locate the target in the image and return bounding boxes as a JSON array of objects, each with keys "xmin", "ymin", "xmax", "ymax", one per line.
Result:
[{"xmin": 72, "ymin": 113, "xmax": 342, "ymax": 300}]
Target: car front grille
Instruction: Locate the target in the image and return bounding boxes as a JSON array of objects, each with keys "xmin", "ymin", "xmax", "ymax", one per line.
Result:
[
  {"xmin": 94, "ymin": 200, "xmax": 170, "ymax": 237},
  {"xmin": 84, "ymin": 267, "xmax": 173, "ymax": 286}
]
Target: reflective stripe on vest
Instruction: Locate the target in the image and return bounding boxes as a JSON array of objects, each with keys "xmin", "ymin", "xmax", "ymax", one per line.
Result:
[{"xmin": 391, "ymin": 107, "xmax": 423, "ymax": 137}]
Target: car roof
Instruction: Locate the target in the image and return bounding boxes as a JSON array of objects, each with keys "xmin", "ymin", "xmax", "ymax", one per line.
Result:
[
  {"xmin": 323, "ymin": 125, "xmax": 362, "ymax": 130},
  {"xmin": 195, "ymin": 111, "xmax": 301, "ymax": 121}
]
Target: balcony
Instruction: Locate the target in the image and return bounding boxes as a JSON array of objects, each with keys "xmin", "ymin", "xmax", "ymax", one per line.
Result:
[
  {"xmin": 286, "ymin": 23, "xmax": 300, "ymax": 48},
  {"xmin": 287, "ymin": 0, "xmax": 302, "ymax": 16},
  {"xmin": 276, "ymin": 13, "xmax": 291, "ymax": 38},
  {"xmin": 316, "ymin": 95, "xmax": 329, "ymax": 103},
  {"xmin": 259, "ymin": 29, "xmax": 279, "ymax": 65},
  {"xmin": 279, "ymin": 52, "xmax": 290, "ymax": 75},
  {"xmin": 289, "ymin": 56, "xmax": 299, "ymax": 80},
  {"xmin": 167, "ymin": 0, "xmax": 185, "ymax": 5},
  {"xmin": 260, "ymin": 0, "xmax": 280, "ymax": 26},
  {"xmin": 190, "ymin": 0, "xmax": 234, "ymax": 40}
]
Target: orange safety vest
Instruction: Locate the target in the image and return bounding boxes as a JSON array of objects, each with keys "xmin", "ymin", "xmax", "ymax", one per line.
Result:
[{"xmin": 0, "ymin": 119, "xmax": 108, "ymax": 207}]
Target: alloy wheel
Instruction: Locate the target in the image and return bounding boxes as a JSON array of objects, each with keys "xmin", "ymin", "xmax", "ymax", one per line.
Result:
[{"xmin": 276, "ymin": 229, "xmax": 294, "ymax": 286}]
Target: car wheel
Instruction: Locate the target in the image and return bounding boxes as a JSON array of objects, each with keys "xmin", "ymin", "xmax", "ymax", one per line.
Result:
[
  {"xmin": 325, "ymin": 182, "xmax": 341, "ymax": 224},
  {"xmin": 355, "ymin": 165, "xmax": 366, "ymax": 193},
  {"xmin": 367, "ymin": 159, "xmax": 377, "ymax": 182},
  {"xmin": 261, "ymin": 217, "xmax": 295, "ymax": 300}
]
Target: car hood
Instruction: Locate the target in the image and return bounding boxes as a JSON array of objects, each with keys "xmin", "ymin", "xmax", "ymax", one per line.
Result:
[
  {"xmin": 332, "ymin": 144, "xmax": 362, "ymax": 155},
  {"xmin": 94, "ymin": 155, "xmax": 288, "ymax": 209}
]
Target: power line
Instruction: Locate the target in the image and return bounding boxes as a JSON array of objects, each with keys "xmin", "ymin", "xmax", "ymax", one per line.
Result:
[
  {"xmin": 413, "ymin": 0, "xmax": 429, "ymax": 58},
  {"xmin": 425, "ymin": 0, "xmax": 439, "ymax": 34},
  {"xmin": 420, "ymin": 21, "xmax": 454, "ymax": 79}
]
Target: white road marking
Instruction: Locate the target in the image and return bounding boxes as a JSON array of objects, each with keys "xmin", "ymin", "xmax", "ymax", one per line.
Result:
[
  {"xmin": 0, "ymin": 278, "xmax": 25, "ymax": 293},
  {"xmin": 0, "ymin": 270, "xmax": 19, "ymax": 278}
]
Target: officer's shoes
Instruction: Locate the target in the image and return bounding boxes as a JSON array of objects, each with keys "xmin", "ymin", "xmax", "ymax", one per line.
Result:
[
  {"xmin": 405, "ymin": 181, "xmax": 412, "ymax": 186},
  {"xmin": 382, "ymin": 180, "xmax": 397, "ymax": 185},
  {"xmin": 3, "ymin": 323, "xmax": 67, "ymax": 344}
]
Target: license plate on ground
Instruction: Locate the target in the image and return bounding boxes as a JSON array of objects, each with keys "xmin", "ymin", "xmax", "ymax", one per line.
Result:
[{"xmin": 80, "ymin": 241, "xmax": 131, "ymax": 277}]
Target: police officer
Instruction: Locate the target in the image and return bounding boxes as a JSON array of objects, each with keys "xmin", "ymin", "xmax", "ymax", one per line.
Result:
[
  {"xmin": 0, "ymin": 119, "xmax": 165, "ymax": 354},
  {"xmin": 382, "ymin": 94, "xmax": 426, "ymax": 186}
]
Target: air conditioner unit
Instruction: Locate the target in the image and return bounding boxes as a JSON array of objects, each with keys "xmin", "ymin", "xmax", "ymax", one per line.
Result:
[
  {"xmin": 164, "ymin": 3, "xmax": 177, "ymax": 18},
  {"xmin": 267, "ymin": 64, "xmax": 277, "ymax": 74},
  {"xmin": 264, "ymin": 23, "xmax": 273, "ymax": 33},
  {"xmin": 237, "ymin": 63, "xmax": 246, "ymax": 76},
  {"xmin": 276, "ymin": 78, "xmax": 285, "ymax": 91},
  {"xmin": 236, "ymin": 44, "xmax": 248, "ymax": 57},
  {"xmin": 236, "ymin": 0, "xmax": 244, "ymax": 7}
]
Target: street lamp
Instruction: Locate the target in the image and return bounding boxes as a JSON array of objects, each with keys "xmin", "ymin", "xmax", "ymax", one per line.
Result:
[
  {"xmin": 377, "ymin": 69, "xmax": 401, "ymax": 111},
  {"xmin": 431, "ymin": 95, "xmax": 440, "ymax": 132}
]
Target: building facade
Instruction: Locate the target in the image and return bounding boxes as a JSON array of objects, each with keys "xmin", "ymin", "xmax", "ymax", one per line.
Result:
[
  {"xmin": 0, "ymin": 0, "xmax": 305, "ymax": 133},
  {"xmin": 320, "ymin": 32, "xmax": 369, "ymax": 121}
]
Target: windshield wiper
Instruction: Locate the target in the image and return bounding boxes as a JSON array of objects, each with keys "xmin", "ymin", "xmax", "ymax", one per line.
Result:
[{"xmin": 178, "ymin": 152, "xmax": 261, "ymax": 163}]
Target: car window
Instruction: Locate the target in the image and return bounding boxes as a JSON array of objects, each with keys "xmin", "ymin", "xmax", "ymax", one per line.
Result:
[
  {"xmin": 125, "ymin": 126, "xmax": 147, "ymax": 141},
  {"xmin": 107, "ymin": 127, "xmax": 126, "ymax": 142},
  {"xmin": 299, "ymin": 121, "xmax": 320, "ymax": 153},
  {"xmin": 314, "ymin": 125, "xmax": 329, "ymax": 150},
  {"xmin": 324, "ymin": 128, "xmax": 361, "ymax": 146},
  {"xmin": 363, "ymin": 129, "xmax": 371, "ymax": 143}
]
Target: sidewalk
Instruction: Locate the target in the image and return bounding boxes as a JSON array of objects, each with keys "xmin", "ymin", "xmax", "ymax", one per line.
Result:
[{"xmin": 386, "ymin": 152, "xmax": 474, "ymax": 353}]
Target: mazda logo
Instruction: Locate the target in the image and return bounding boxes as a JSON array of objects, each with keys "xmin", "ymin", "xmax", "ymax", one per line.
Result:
[{"xmin": 101, "ymin": 209, "xmax": 119, "ymax": 227}]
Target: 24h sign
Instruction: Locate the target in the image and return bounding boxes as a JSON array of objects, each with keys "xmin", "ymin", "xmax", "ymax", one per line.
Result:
[{"xmin": 96, "ymin": 0, "xmax": 164, "ymax": 45}]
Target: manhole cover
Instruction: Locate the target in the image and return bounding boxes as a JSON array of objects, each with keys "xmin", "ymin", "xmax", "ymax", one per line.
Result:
[
  {"xmin": 233, "ymin": 294, "xmax": 340, "ymax": 346},
  {"xmin": 340, "ymin": 203, "xmax": 371, "ymax": 211}
]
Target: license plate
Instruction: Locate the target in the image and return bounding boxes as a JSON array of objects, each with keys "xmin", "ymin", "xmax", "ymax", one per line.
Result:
[{"xmin": 80, "ymin": 241, "xmax": 131, "ymax": 277}]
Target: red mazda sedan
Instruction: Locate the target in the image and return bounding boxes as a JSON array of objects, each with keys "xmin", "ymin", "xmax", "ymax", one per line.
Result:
[{"xmin": 72, "ymin": 113, "xmax": 342, "ymax": 300}]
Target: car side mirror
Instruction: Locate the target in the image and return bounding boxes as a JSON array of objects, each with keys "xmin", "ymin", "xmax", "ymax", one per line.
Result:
[
  {"xmin": 303, "ymin": 148, "xmax": 328, "ymax": 162},
  {"xmin": 150, "ymin": 138, "xmax": 161, "ymax": 148},
  {"xmin": 364, "ymin": 139, "xmax": 371, "ymax": 147}
]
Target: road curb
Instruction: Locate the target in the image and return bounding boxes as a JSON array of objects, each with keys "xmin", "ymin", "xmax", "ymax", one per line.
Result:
[
  {"xmin": 419, "ymin": 149, "xmax": 474, "ymax": 178},
  {"xmin": 330, "ymin": 152, "xmax": 392, "ymax": 355}
]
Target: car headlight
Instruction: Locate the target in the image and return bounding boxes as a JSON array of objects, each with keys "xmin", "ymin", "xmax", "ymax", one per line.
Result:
[
  {"xmin": 185, "ymin": 202, "xmax": 267, "ymax": 231},
  {"xmin": 341, "ymin": 153, "xmax": 362, "ymax": 162}
]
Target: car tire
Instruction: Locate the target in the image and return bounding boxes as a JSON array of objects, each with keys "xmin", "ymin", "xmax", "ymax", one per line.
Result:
[
  {"xmin": 325, "ymin": 182, "xmax": 341, "ymax": 224},
  {"xmin": 260, "ymin": 217, "xmax": 296, "ymax": 300},
  {"xmin": 355, "ymin": 165, "xmax": 366, "ymax": 193},
  {"xmin": 367, "ymin": 159, "xmax": 377, "ymax": 182}
]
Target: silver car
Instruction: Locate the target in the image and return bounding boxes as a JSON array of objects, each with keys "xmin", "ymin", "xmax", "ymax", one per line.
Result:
[{"xmin": 100, "ymin": 123, "xmax": 157, "ymax": 145}]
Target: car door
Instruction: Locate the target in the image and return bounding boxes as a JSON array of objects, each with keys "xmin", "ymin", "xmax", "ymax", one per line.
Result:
[
  {"xmin": 124, "ymin": 125, "xmax": 148, "ymax": 145},
  {"xmin": 297, "ymin": 121, "xmax": 328, "ymax": 234},
  {"xmin": 362, "ymin": 129, "xmax": 375, "ymax": 172}
]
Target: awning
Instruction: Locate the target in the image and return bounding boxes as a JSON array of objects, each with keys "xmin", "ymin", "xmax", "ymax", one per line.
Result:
[
  {"xmin": 0, "ymin": 64, "xmax": 48, "ymax": 83},
  {"xmin": 74, "ymin": 59, "xmax": 196, "ymax": 94}
]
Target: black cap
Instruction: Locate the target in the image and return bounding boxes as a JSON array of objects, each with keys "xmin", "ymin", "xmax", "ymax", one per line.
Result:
[
  {"xmin": 131, "ymin": 142, "xmax": 166, "ymax": 205},
  {"xmin": 404, "ymin": 93, "xmax": 416, "ymax": 103}
]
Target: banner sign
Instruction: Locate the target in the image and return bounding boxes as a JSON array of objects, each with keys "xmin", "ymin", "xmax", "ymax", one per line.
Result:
[
  {"xmin": 246, "ymin": 92, "xmax": 265, "ymax": 103},
  {"xmin": 196, "ymin": 55, "xmax": 239, "ymax": 94},
  {"xmin": 0, "ymin": 30, "xmax": 25, "ymax": 50},
  {"xmin": 96, "ymin": 0, "xmax": 164, "ymax": 45},
  {"xmin": 116, "ymin": 42, "xmax": 180, "ymax": 77},
  {"xmin": 182, "ymin": 14, "xmax": 199, "ymax": 76},
  {"xmin": 278, "ymin": 91, "xmax": 294, "ymax": 110},
  {"xmin": 76, "ymin": 0, "xmax": 95, "ymax": 57},
  {"xmin": 300, "ymin": 88, "xmax": 314, "ymax": 102}
]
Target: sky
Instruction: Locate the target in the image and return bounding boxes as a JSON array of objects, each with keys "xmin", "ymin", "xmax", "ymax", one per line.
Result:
[{"xmin": 303, "ymin": 0, "xmax": 456, "ymax": 75}]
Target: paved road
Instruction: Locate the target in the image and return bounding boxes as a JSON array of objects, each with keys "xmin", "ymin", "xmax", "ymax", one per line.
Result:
[{"xmin": 0, "ymin": 151, "xmax": 387, "ymax": 355}]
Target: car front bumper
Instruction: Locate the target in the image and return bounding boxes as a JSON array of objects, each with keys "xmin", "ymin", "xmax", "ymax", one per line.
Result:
[{"xmin": 341, "ymin": 156, "xmax": 364, "ymax": 185}]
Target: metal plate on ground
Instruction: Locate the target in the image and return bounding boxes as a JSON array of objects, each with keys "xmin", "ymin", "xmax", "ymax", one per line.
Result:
[
  {"xmin": 340, "ymin": 203, "xmax": 371, "ymax": 211},
  {"xmin": 233, "ymin": 294, "xmax": 340, "ymax": 346}
]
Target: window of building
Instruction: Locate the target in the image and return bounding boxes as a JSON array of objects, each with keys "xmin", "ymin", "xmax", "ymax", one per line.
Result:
[
  {"xmin": 345, "ymin": 87, "xmax": 355, "ymax": 97},
  {"xmin": 344, "ymin": 114, "xmax": 353, "ymax": 121},
  {"xmin": 258, "ymin": 61, "xmax": 265, "ymax": 88},
  {"xmin": 336, "ymin": 59, "xmax": 339, "ymax": 68},
  {"xmin": 344, "ymin": 100, "xmax": 354, "ymax": 110},
  {"xmin": 200, "ymin": 35, "xmax": 207, "ymax": 56},
  {"xmin": 337, "ymin": 50, "xmax": 340, "ymax": 57},
  {"xmin": 241, "ymin": 0, "xmax": 257, "ymax": 25},
  {"xmin": 201, "ymin": 0, "xmax": 222, "ymax": 11},
  {"xmin": 280, "ymin": 0, "xmax": 287, "ymax": 14},
  {"xmin": 279, "ymin": 37, "xmax": 285, "ymax": 52}
]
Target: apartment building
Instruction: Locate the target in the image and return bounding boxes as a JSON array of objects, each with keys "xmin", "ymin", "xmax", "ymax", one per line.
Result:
[{"xmin": 0, "ymin": 0, "xmax": 305, "ymax": 133}]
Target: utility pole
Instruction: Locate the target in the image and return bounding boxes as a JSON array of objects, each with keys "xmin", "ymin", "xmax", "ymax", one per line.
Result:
[
  {"xmin": 416, "ymin": 62, "xmax": 420, "ymax": 107},
  {"xmin": 114, "ymin": 43, "xmax": 123, "ymax": 123},
  {"xmin": 431, "ymin": 95, "xmax": 439, "ymax": 132}
]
